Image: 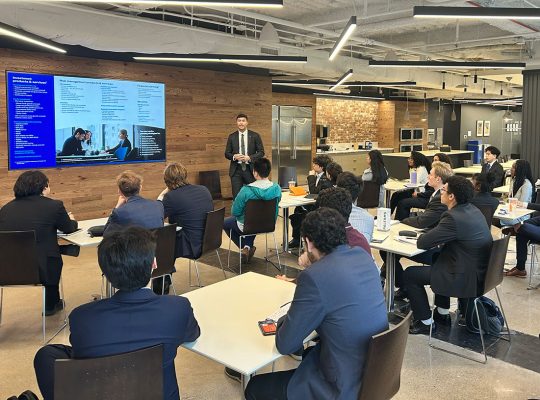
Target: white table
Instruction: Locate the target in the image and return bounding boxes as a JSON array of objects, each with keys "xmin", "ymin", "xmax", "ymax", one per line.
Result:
[
  {"xmin": 370, "ymin": 222, "xmax": 426, "ymax": 312},
  {"xmin": 181, "ymin": 272, "xmax": 307, "ymax": 390},
  {"xmin": 278, "ymin": 192, "xmax": 316, "ymax": 251},
  {"xmin": 492, "ymin": 184, "xmax": 510, "ymax": 195},
  {"xmin": 493, "ymin": 204, "xmax": 535, "ymax": 223},
  {"xmin": 383, "ymin": 179, "xmax": 424, "ymax": 207},
  {"xmin": 453, "ymin": 165, "xmax": 482, "ymax": 176},
  {"xmin": 58, "ymin": 217, "xmax": 108, "ymax": 247}
]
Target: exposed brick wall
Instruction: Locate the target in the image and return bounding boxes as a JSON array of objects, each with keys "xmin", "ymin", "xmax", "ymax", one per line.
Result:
[{"xmin": 377, "ymin": 101, "xmax": 395, "ymax": 148}]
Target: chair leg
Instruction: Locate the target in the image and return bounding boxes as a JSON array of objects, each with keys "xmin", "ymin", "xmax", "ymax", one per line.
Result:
[
  {"xmin": 42, "ymin": 287, "xmax": 46, "ymax": 344},
  {"xmin": 473, "ymin": 298, "xmax": 488, "ymax": 363},
  {"xmin": 227, "ymin": 230, "xmax": 233, "ymax": 271},
  {"xmin": 216, "ymin": 250, "xmax": 227, "ymax": 279},
  {"xmin": 168, "ymin": 274, "xmax": 177, "ymax": 295},
  {"xmin": 528, "ymin": 244, "xmax": 539, "ymax": 290},
  {"xmin": 161, "ymin": 276, "xmax": 165, "ymax": 296},
  {"xmin": 494, "ymin": 287, "xmax": 512, "ymax": 343},
  {"xmin": 239, "ymin": 235, "xmax": 243, "ymax": 275},
  {"xmin": 192, "ymin": 260, "xmax": 202, "ymax": 288},
  {"xmin": 272, "ymin": 233, "xmax": 282, "ymax": 274},
  {"xmin": 188, "ymin": 259, "xmax": 192, "ymax": 287}
]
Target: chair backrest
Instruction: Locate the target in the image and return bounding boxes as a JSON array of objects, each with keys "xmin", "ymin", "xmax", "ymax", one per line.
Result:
[
  {"xmin": 54, "ymin": 345, "xmax": 163, "ymax": 400},
  {"xmin": 357, "ymin": 181, "xmax": 380, "ymax": 209},
  {"xmin": 114, "ymin": 146, "xmax": 128, "ymax": 161},
  {"xmin": 357, "ymin": 312, "xmax": 412, "ymax": 400},
  {"xmin": 124, "ymin": 147, "xmax": 139, "ymax": 161},
  {"xmin": 482, "ymin": 236, "xmax": 510, "ymax": 294},
  {"xmin": 151, "ymin": 224, "xmax": 177, "ymax": 278},
  {"xmin": 473, "ymin": 204, "xmax": 495, "ymax": 227},
  {"xmin": 243, "ymin": 199, "xmax": 278, "ymax": 235},
  {"xmin": 200, "ymin": 207, "xmax": 225, "ymax": 256},
  {"xmin": 199, "ymin": 170, "xmax": 224, "ymax": 200},
  {"xmin": 278, "ymin": 166, "xmax": 297, "ymax": 189},
  {"xmin": 0, "ymin": 231, "xmax": 41, "ymax": 285}
]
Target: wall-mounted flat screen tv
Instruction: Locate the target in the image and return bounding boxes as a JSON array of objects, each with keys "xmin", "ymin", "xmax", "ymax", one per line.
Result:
[
  {"xmin": 400, "ymin": 128, "xmax": 412, "ymax": 141},
  {"xmin": 6, "ymin": 71, "xmax": 166, "ymax": 170}
]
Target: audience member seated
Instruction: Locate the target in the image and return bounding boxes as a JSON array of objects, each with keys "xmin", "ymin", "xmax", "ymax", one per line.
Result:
[
  {"xmin": 470, "ymin": 173, "xmax": 499, "ymax": 219},
  {"xmin": 500, "ymin": 159, "xmax": 533, "ymax": 227},
  {"xmin": 223, "ymin": 157, "xmax": 282, "ymax": 263},
  {"xmin": 361, "ymin": 149, "xmax": 389, "ymax": 207},
  {"xmin": 158, "ymin": 162, "xmax": 213, "ymax": 259},
  {"xmin": 403, "ymin": 176, "xmax": 492, "ymax": 334},
  {"xmin": 325, "ymin": 161, "xmax": 343, "ymax": 187},
  {"xmin": 33, "ymin": 227, "xmax": 200, "ymax": 400},
  {"xmin": 506, "ymin": 200, "xmax": 540, "ymax": 278},
  {"xmin": 104, "ymin": 170, "xmax": 164, "ymax": 235},
  {"xmin": 244, "ymin": 207, "xmax": 388, "ymax": 400},
  {"xmin": 380, "ymin": 161, "xmax": 452, "ymax": 297},
  {"xmin": 336, "ymin": 172, "xmax": 374, "ymax": 242},
  {"xmin": 390, "ymin": 151, "xmax": 432, "ymax": 216},
  {"xmin": 481, "ymin": 145, "xmax": 505, "ymax": 188},
  {"xmin": 0, "ymin": 170, "xmax": 78, "ymax": 316},
  {"xmin": 433, "ymin": 152, "xmax": 452, "ymax": 167},
  {"xmin": 288, "ymin": 154, "xmax": 333, "ymax": 249}
]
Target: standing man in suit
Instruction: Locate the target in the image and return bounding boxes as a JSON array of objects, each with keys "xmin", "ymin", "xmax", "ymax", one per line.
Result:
[
  {"xmin": 0, "ymin": 171, "xmax": 78, "ymax": 315},
  {"xmin": 107, "ymin": 129, "xmax": 132, "ymax": 155},
  {"xmin": 104, "ymin": 170, "xmax": 164, "ymax": 235},
  {"xmin": 224, "ymin": 113, "xmax": 265, "ymax": 198},
  {"xmin": 58, "ymin": 127, "xmax": 85, "ymax": 156},
  {"xmin": 244, "ymin": 207, "xmax": 388, "ymax": 400},
  {"xmin": 403, "ymin": 175, "xmax": 492, "ymax": 334},
  {"xmin": 33, "ymin": 227, "xmax": 200, "ymax": 400},
  {"xmin": 481, "ymin": 146, "xmax": 505, "ymax": 188}
]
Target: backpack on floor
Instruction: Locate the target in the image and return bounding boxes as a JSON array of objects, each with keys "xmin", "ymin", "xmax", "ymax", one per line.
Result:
[{"xmin": 465, "ymin": 296, "xmax": 504, "ymax": 335}]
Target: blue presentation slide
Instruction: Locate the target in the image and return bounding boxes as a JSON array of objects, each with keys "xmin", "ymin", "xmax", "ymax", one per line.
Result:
[{"xmin": 6, "ymin": 71, "xmax": 166, "ymax": 170}]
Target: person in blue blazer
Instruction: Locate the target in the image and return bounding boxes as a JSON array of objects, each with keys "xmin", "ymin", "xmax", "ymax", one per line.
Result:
[
  {"xmin": 33, "ymin": 227, "xmax": 200, "ymax": 400},
  {"xmin": 245, "ymin": 207, "xmax": 388, "ymax": 400}
]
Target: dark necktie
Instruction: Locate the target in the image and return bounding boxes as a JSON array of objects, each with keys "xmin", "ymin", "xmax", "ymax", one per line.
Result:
[{"xmin": 240, "ymin": 133, "xmax": 246, "ymax": 171}]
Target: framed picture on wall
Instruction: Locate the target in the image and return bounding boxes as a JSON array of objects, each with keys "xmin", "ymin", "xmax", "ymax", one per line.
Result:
[
  {"xmin": 476, "ymin": 120, "xmax": 484, "ymax": 136},
  {"xmin": 484, "ymin": 120, "xmax": 491, "ymax": 137}
]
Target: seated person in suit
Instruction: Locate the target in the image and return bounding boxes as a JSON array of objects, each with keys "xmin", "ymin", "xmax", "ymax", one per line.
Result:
[
  {"xmin": 288, "ymin": 154, "xmax": 333, "ymax": 249},
  {"xmin": 106, "ymin": 129, "xmax": 132, "ymax": 155},
  {"xmin": 158, "ymin": 162, "xmax": 213, "ymax": 259},
  {"xmin": 104, "ymin": 170, "xmax": 164, "ymax": 235},
  {"xmin": 223, "ymin": 157, "xmax": 282, "ymax": 263},
  {"xmin": 470, "ymin": 173, "xmax": 499, "ymax": 224},
  {"xmin": 380, "ymin": 161, "xmax": 452, "ymax": 295},
  {"xmin": 337, "ymin": 172, "xmax": 374, "ymax": 242},
  {"xmin": 404, "ymin": 176, "xmax": 493, "ymax": 334},
  {"xmin": 33, "ymin": 227, "xmax": 200, "ymax": 400},
  {"xmin": 482, "ymin": 145, "xmax": 505, "ymax": 188},
  {"xmin": 0, "ymin": 170, "xmax": 78, "ymax": 315},
  {"xmin": 507, "ymin": 199, "xmax": 540, "ymax": 277},
  {"xmin": 325, "ymin": 161, "xmax": 343, "ymax": 187},
  {"xmin": 244, "ymin": 208, "xmax": 388, "ymax": 400},
  {"xmin": 58, "ymin": 128, "xmax": 85, "ymax": 156}
]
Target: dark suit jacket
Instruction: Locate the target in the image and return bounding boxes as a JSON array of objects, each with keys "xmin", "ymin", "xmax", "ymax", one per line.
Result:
[
  {"xmin": 481, "ymin": 161, "xmax": 505, "ymax": 188},
  {"xmin": 0, "ymin": 195, "xmax": 78, "ymax": 284},
  {"xmin": 417, "ymin": 203, "xmax": 493, "ymax": 298},
  {"xmin": 69, "ymin": 289, "xmax": 200, "ymax": 400},
  {"xmin": 276, "ymin": 245, "xmax": 388, "ymax": 399},
  {"xmin": 306, "ymin": 173, "xmax": 332, "ymax": 194},
  {"xmin": 402, "ymin": 190, "xmax": 447, "ymax": 229},
  {"xmin": 59, "ymin": 135, "xmax": 84, "ymax": 156},
  {"xmin": 224, "ymin": 130, "xmax": 265, "ymax": 176},
  {"xmin": 108, "ymin": 138, "xmax": 132, "ymax": 154},
  {"xmin": 470, "ymin": 192, "xmax": 500, "ymax": 217},
  {"xmin": 104, "ymin": 195, "xmax": 164, "ymax": 235},
  {"xmin": 162, "ymin": 185, "xmax": 213, "ymax": 259}
]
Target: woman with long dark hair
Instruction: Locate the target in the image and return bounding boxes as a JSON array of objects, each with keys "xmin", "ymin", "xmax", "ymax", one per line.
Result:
[
  {"xmin": 433, "ymin": 152, "xmax": 452, "ymax": 167},
  {"xmin": 361, "ymin": 149, "xmax": 389, "ymax": 207},
  {"xmin": 501, "ymin": 159, "xmax": 534, "ymax": 227}
]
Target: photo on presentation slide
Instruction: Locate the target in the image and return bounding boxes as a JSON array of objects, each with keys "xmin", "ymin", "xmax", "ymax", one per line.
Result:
[{"xmin": 6, "ymin": 71, "xmax": 166, "ymax": 170}]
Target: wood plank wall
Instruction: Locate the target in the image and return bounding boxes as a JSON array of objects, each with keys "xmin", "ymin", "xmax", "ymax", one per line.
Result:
[{"xmin": 0, "ymin": 48, "xmax": 272, "ymax": 219}]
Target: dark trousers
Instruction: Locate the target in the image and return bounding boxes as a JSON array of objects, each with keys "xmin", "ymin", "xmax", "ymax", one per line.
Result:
[
  {"xmin": 516, "ymin": 216, "xmax": 540, "ymax": 270},
  {"xmin": 42, "ymin": 257, "xmax": 63, "ymax": 311},
  {"xmin": 403, "ymin": 265, "xmax": 450, "ymax": 321},
  {"xmin": 390, "ymin": 189, "xmax": 414, "ymax": 214},
  {"xmin": 289, "ymin": 205, "xmax": 316, "ymax": 241},
  {"xmin": 223, "ymin": 216, "xmax": 255, "ymax": 249},
  {"xmin": 394, "ymin": 196, "xmax": 429, "ymax": 221},
  {"xmin": 245, "ymin": 369, "xmax": 294, "ymax": 400},
  {"xmin": 379, "ymin": 249, "xmax": 439, "ymax": 288},
  {"xmin": 34, "ymin": 344, "xmax": 73, "ymax": 400},
  {"xmin": 231, "ymin": 165, "xmax": 255, "ymax": 199}
]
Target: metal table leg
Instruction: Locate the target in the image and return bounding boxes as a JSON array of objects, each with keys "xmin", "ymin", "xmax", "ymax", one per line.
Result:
[
  {"xmin": 385, "ymin": 252, "xmax": 395, "ymax": 312},
  {"xmin": 282, "ymin": 207, "xmax": 290, "ymax": 252}
]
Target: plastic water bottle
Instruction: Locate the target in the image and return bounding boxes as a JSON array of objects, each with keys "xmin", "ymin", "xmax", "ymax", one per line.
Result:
[{"xmin": 410, "ymin": 169, "xmax": 417, "ymax": 184}]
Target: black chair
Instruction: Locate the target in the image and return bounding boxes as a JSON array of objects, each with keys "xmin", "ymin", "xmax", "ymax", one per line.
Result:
[
  {"xmin": 278, "ymin": 166, "xmax": 297, "ymax": 189},
  {"xmin": 199, "ymin": 170, "xmax": 233, "ymax": 200},
  {"xmin": 473, "ymin": 204, "xmax": 496, "ymax": 228},
  {"xmin": 227, "ymin": 199, "xmax": 281, "ymax": 275},
  {"xmin": 357, "ymin": 312, "xmax": 412, "ymax": 400},
  {"xmin": 54, "ymin": 345, "xmax": 163, "ymax": 400},
  {"xmin": 151, "ymin": 224, "xmax": 178, "ymax": 295},
  {"xmin": 357, "ymin": 181, "xmax": 380, "ymax": 209},
  {"xmin": 429, "ymin": 236, "xmax": 511, "ymax": 363},
  {"xmin": 185, "ymin": 207, "xmax": 227, "ymax": 287},
  {"xmin": 0, "ymin": 231, "xmax": 67, "ymax": 343},
  {"xmin": 124, "ymin": 147, "xmax": 139, "ymax": 161}
]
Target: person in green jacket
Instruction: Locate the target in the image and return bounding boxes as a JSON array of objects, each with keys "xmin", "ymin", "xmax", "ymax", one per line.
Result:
[{"xmin": 223, "ymin": 157, "xmax": 282, "ymax": 263}]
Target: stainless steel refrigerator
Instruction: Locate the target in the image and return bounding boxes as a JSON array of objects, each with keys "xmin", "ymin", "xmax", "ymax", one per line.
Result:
[{"xmin": 272, "ymin": 105, "xmax": 313, "ymax": 185}]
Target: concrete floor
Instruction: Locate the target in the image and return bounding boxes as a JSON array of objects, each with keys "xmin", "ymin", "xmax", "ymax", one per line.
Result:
[{"xmin": 1, "ymin": 221, "xmax": 540, "ymax": 399}]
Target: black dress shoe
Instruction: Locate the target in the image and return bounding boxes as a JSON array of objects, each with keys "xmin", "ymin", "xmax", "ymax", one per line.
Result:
[
  {"xmin": 224, "ymin": 367, "xmax": 242, "ymax": 383},
  {"xmin": 433, "ymin": 309, "xmax": 451, "ymax": 325},
  {"xmin": 288, "ymin": 239, "xmax": 300, "ymax": 249},
  {"xmin": 44, "ymin": 299, "xmax": 64, "ymax": 316},
  {"xmin": 7, "ymin": 396, "xmax": 18, "ymax": 400},
  {"xmin": 409, "ymin": 319, "xmax": 435, "ymax": 335},
  {"xmin": 18, "ymin": 390, "xmax": 39, "ymax": 400},
  {"xmin": 394, "ymin": 288, "xmax": 408, "ymax": 301}
]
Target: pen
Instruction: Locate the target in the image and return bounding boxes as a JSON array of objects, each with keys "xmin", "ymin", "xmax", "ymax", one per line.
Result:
[{"xmin": 280, "ymin": 301, "xmax": 292, "ymax": 308}]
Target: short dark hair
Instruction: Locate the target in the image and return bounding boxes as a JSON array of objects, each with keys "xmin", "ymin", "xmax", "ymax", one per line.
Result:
[
  {"xmin": 485, "ymin": 146, "xmax": 500, "ymax": 157},
  {"xmin": 472, "ymin": 173, "xmax": 496, "ymax": 193},
  {"xmin": 254, "ymin": 157, "xmax": 271, "ymax": 178},
  {"xmin": 98, "ymin": 227, "xmax": 157, "ymax": 292},
  {"xmin": 116, "ymin": 170, "xmax": 142, "ymax": 197},
  {"xmin": 312, "ymin": 154, "xmax": 332, "ymax": 172},
  {"xmin": 74, "ymin": 127, "xmax": 85, "ymax": 137},
  {"xmin": 301, "ymin": 207, "xmax": 347, "ymax": 255},
  {"xmin": 326, "ymin": 162, "xmax": 343, "ymax": 184},
  {"xmin": 336, "ymin": 172, "xmax": 360, "ymax": 202},
  {"xmin": 236, "ymin": 113, "xmax": 248, "ymax": 120},
  {"xmin": 316, "ymin": 187, "xmax": 352, "ymax": 220},
  {"xmin": 446, "ymin": 175, "xmax": 474, "ymax": 205},
  {"xmin": 13, "ymin": 170, "xmax": 49, "ymax": 198}
]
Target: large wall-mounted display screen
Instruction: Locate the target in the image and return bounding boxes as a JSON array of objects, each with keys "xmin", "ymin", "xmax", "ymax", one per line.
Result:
[{"xmin": 6, "ymin": 71, "xmax": 166, "ymax": 170}]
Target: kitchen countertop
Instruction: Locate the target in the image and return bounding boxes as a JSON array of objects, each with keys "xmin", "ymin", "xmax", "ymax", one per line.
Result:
[
  {"xmin": 317, "ymin": 147, "xmax": 394, "ymax": 154},
  {"xmin": 384, "ymin": 149, "xmax": 473, "ymax": 157}
]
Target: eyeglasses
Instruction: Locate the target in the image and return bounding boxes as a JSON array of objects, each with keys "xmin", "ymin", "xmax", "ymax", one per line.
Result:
[{"xmin": 440, "ymin": 187, "xmax": 448, "ymax": 193}]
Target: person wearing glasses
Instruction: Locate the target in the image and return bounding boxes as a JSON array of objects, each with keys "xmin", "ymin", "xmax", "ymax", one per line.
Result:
[{"xmin": 403, "ymin": 175, "xmax": 492, "ymax": 334}]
